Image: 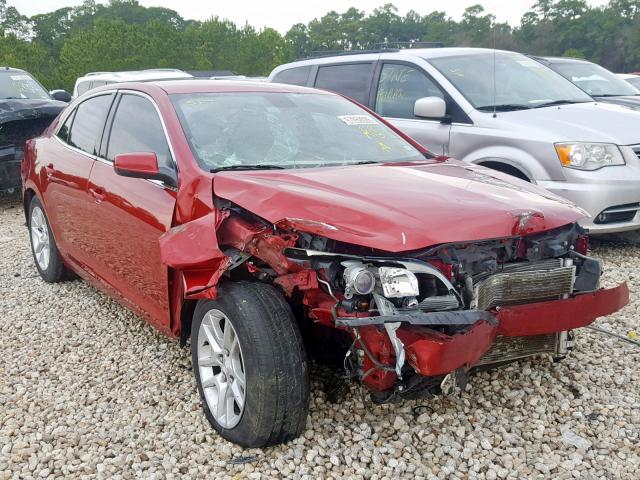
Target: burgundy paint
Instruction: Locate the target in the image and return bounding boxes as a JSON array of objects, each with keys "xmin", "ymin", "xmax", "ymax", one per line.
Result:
[
  {"xmin": 114, "ymin": 152, "xmax": 159, "ymax": 176},
  {"xmin": 214, "ymin": 162, "xmax": 586, "ymax": 252},
  {"xmin": 495, "ymin": 283, "xmax": 629, "ymax": 337}
]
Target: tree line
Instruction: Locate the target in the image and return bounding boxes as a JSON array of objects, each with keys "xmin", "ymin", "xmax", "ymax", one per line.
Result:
[{"xmin": 1, "ymin": 0, "xmax": 639, "ymax": 91}]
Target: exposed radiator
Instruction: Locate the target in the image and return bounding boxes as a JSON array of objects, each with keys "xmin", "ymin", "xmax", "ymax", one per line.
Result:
[
  {"xmin": 473, "ymin": 265, "xmax": 575, "ymax": 310},
  {"xmin": 475, "ymin": 333, "xmax": 560, "ymax": 366}
]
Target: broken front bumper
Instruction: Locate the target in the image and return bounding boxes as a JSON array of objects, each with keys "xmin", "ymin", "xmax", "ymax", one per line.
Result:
[{"xmin": 337, "ymin": 283, "xmax": 629, "ymax": 377}]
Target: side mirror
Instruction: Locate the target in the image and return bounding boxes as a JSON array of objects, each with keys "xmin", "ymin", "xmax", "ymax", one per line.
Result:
[
  {"xmin": 50, "ymin": 90, "xmax": 72, "ymax": 103},
  {"xmin": 114, "ymin": 152, "xmax": 177, "ymax": 187},
  {"xmin": 414, "ymin": 96, "xmax": 448, "ymax": 121}
]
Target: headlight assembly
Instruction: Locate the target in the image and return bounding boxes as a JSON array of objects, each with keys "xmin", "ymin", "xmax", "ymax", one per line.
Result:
[
  {"xmin": 378, "ymin": 267, "xmax": 419, "ymax": 298},
  {"xmin": 555, "ymin": 142, "xmax": 625, "ymax": 171},
  {"xmin": 343, "ymin": 264, "xmax": 376, "ymax": 298}
]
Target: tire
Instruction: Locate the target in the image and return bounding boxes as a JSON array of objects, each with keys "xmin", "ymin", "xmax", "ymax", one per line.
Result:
[
  {"xmin": 191, "ymin": 282, "xmax": 310, "ymax": 447},
  {"xmin": 28, "ymin": 197, "xmax": 68, "ymax": 283}
]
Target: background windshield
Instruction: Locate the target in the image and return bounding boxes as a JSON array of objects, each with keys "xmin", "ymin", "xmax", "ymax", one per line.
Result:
[
  {"xmin": 171, "ymin": 92, "xmax": 425, "ymax": 170},
  {"xmin": 0, "ymin": 71, "xmax": 50, "ymax": 100},
  {"xmin": 429, "ymin": 52, "xmax": 593, "ymax": 109},
  {"xmin": 551, "ymin": 62, "xmax": 639, "ymax": 97}
]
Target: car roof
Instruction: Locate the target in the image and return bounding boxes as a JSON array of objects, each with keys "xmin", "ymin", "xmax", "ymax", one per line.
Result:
[
  {"xmin": 533, "ymin": 56, "xmax": 591, "ymax": 65},
  {"xmin": 280, "ymin": 47, "xmax": 522, "ymax": 69},
  {"xmin": 0, "ymin": 66, "xmax": 27, "ymax": 73},
  {"xmin": 406, "ymin": 47, "xmax": 514, "ymax": 59},
  {"xmin": 77, "ymin": 69, "xmax": 193, "ymax": 82},
  {"xmin": 111, "ymin": 79, "xmax": 333, "ymax": 95}
]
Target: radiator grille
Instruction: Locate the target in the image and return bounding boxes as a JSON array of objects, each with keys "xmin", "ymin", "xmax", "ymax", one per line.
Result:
[
  {"xmin": 475, "ymin": 333, "xmax": 559, "ymax": 366},
  {"xmin": 473, "ymin": 265, "xmax": 575, "ymax": 310}
]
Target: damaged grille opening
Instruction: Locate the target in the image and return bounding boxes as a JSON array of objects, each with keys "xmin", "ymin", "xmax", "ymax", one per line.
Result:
[{"xmin": 216, "ymin": 207, "xmax": 610, "ymax": 400}]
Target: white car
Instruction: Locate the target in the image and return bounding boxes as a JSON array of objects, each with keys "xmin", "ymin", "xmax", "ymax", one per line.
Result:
[
  {"xmin": 72, "ymin": 69, "xmax": 193, "ymax": 98},
  {"xmin": 617, "ymin": 73, "xmax": 640, "ymax": 90}
]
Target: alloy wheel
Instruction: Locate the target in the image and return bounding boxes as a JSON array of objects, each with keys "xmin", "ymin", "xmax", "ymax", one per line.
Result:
[
  {"xmin": 197, "ymin": 309, "xmax": 246, "ymax": 429},
  {"xmin": 30, "ymin": 205, "xmax": 50, "ymax": 271}
]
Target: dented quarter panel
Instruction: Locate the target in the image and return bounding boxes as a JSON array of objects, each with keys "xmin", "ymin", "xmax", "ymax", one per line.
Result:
[{"xmin": 214, "ymin": 160, "xmax": 586, "ymax": 252}]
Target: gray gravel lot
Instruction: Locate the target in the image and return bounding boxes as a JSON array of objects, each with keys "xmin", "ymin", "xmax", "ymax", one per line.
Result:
[{"xmin": 1, "ymin": 194, "xmax": 639, "ymax": 479}]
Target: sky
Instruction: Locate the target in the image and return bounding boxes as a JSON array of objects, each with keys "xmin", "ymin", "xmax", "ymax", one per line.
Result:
[{"xmin": 9, "ymin": 0, "xmax": 609, "ymax": 33}]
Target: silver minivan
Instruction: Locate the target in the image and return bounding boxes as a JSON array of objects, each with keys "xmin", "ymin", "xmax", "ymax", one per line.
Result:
[{"xmin": 269, "ymin": 48, "xmax": 640, "ymax": 241}]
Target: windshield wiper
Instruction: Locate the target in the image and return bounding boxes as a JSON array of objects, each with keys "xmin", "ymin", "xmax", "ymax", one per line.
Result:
[
  {"xmin": 533, "ymin": 100, "xmax": 581, "ymax": 108},
  {"xmin": 477, "ymin": 104, "xmax": 531, "ymax": 112},
  {"xmin": 210, "ymin": 164, "xmax": 286, "ymax": 173}
]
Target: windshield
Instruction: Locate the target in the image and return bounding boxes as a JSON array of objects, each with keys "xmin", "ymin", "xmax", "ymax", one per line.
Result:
[
  {"xmin": 171, "ymin": 92, "xmax": 426, "ymax": 171},
  {"xmin": 429, "ymin": 51, "xmax": 593, "ymax": 110},
  {"xmin": 626, "ymin": 76, "xmax": 640, "ymax": 89},
  {"xmin": 0, "ymin": 71, "xmax": 50, "ymax": 100},
  {"xmin": 551, "ymin": 62, "xmax": 640, "ymax": 97}
]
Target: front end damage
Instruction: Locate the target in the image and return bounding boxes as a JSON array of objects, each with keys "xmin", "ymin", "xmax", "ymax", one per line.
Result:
[{"xmin": 164, "ymin": 200, "xmax": 629, "ymax": 401}]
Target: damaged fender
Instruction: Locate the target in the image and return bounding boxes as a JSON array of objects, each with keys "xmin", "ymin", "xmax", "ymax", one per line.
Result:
[{"xmin": 159, "ymin": 211, "xmax": 230, "ymax": 299}]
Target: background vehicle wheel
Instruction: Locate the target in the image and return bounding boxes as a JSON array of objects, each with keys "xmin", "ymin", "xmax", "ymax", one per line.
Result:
[
  {"xmin": 28, "ymin": 197, "xmax": 68, "ymax": 282},
  {"xmin": 191, "ymin": 282, "xmax": 310, "ymax": 447}
]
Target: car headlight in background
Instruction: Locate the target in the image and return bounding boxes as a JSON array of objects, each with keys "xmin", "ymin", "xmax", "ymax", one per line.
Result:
[
  {"xmin": 555, "ymin": 142, "xmax": 625, "ymax": 171},
  {"xmin": 378, "ymin": 267, "xmax": 419, "ymax": 298}
]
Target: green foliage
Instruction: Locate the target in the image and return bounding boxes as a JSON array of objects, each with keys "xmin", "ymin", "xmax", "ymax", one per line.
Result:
[{"xmin": 3, "ymin": 0, "xmax": 640, "ymax": 91}]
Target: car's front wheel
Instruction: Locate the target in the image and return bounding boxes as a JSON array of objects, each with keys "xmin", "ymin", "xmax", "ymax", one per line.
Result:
[
  {"xmin": 28, "ymin": 197, "xmax": 69, "ymax": 282},
  {"xmin": 191, "ymin": 282, "xmax": 310, "ymax": 447}
]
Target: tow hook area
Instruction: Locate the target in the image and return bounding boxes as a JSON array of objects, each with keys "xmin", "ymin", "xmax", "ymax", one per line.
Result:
[{"xmin": 440, "ymin": 368, "xmax": 469, "ymax": 395}]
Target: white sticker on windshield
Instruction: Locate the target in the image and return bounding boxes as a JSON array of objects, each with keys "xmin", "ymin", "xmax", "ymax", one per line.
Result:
[
  {"xmin": 338, "ymin": 115, "xmax": 379, "ymax": 125},
  {"xmin": 10, "ymin": 75, "xmax": 31, "ymax": 80}
]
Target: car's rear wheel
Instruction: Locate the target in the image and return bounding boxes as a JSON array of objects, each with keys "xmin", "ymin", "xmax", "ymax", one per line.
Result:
[
  {"xmin": 28, "ymin": 197, "xmax": 68, "ymax": 282},
  {"xmin": 191, "ymin": 282, "xmax": 310, "ymax": 447}
]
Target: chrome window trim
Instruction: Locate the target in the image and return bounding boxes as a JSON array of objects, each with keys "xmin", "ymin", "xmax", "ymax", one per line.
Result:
[
  {"xmin": 53, "ymin": 88, "xmax": 178, "ymax": 191},
  {"xmin": 53, "ymin": 135, "xmax": 98, "ymax": 161},
  {"xmin": 54, "ymin": 88, "xmax": 177, "ymax": 169},
  {"xmin": 113, "ymin": 89, "xmax": 178, "ymax": 169}
]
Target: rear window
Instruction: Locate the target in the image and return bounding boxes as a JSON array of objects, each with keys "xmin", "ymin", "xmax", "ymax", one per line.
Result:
[
  {"xmin": 314, "ymin": 63, "xmax": 374, "ymax": 105},
  {"xmin": 272, "ymin": 66, "xmax": 311, "ymax": 86}
]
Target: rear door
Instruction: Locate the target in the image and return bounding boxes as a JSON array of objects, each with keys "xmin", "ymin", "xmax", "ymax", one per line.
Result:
[
  {"xmin": 44, "ymin": 92, "xmax": 115, "ymax": 268},
  {"xmin": 86, "ymin": 91, "xmax": 177, "ymax": 329},
  {"xmin": 372, "ymin": 62, "xmax": 451, "ymax": 155}
]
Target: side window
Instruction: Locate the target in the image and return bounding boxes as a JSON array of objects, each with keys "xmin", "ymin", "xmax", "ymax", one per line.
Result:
[
  {"xmin": 315, "ymin": 63, "xmax": 374, "ymax": 105},
  {"xmin": 56, "ymin": 109, "xmax": 76, "ymax": 143},
  {"xmin": 76, "ymin": 81, "xmax": 90, "ymax": 96},
  {"xmin": 272, "ymin": 66, "xmax": 311, "ymax": 86},
  {"xmin": 68, "ymin": 94, "xmax": 114, "ymax": 155},
  {"xmin": 106, "ymin": 94, "xmax": 172, "ymax": 172},
  {"xmin": 375, "ymin": 64, "xmax": 444, "ymax": 119}
]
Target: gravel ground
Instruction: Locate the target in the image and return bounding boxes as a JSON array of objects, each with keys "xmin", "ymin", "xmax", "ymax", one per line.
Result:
[{"xmin": 1, "ymin": 194, "xmax": 639, "ymax": 480}]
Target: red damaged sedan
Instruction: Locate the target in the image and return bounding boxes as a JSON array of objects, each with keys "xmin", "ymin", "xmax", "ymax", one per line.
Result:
[{"xmin": 22, "ymin": 80, "xmax": 628, "ymax": 447}]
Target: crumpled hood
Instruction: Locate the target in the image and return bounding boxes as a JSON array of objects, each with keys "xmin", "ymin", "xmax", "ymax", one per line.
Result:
[
  {"xmin": 0, "ymin": 98, "xmax": 66, "ymax": 125},
  {"xmin": 494, "ymin": 102, "xmax": 640, "ymax": 145},
  {"xmin": 214, "ymin": 161, "xmax": 586, "ymax": 252}
]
